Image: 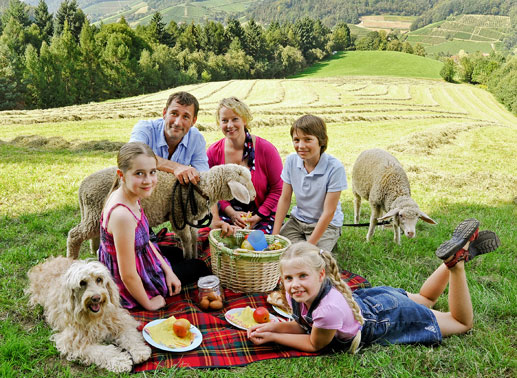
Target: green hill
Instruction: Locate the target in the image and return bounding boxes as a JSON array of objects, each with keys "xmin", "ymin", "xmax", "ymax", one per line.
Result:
[
  {"xmin": 293, "ymin": 51, "xmax": 443, "ymax": 79},
  {"xmin": 406, "ymin": 14, "xmax": 511, "ymax": 56}
]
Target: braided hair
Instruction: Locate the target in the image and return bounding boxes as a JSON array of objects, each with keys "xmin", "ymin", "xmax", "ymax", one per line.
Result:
[{"xmin": 279, "ymin": 241, "xmax": 364, "ymax": 353}]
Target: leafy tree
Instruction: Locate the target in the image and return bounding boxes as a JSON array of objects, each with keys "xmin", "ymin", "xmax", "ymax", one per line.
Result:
[
  {"xmin": 327, "ymin": 22, "xmax": 351, "ymax": 51},
  {"xmin": 458, "ymin": 55, "xmax": 474, "ymax": 83},
  {"xmin": 54, "ymin": 0, "xmax": 87, "ymax": 40},
  {"xmin": 440, "ymin": 57, "xmax": 456, "ymax": 82},
  {"xmin": 34, "ymin": 0, "xmax": 53, "ymax": 44},
  {"xmin": 387, "ymin": 39, "xmax": 403, "ymax": 51},
  {"xmin": 488, "ymin": 57, "xmax": 517, "ymax": 114},
  {"xmin": 414, "ymin": 43, "xmax": 426, "ymax": 56},
  {"xmin": 402, "ymin": 41, "xmax": 414, "ymax": 54},
  {"xmin": 355, "ymin": 31, "xmax": 382, "ymax": 51},
  {"xmin": 280, "ymin": 45, "xmax": 305, "ymax": 75}
]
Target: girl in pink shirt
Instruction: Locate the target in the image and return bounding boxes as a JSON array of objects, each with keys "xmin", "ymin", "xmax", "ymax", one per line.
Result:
[{"xmin": 248, "ymin": 219, "xmax": 500, "ymax": 352}]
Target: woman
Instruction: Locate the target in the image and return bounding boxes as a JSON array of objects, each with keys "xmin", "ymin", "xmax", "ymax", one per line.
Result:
[{"xmin": 207, "ymin": 97, "xmax": 283, "ymax": 235}]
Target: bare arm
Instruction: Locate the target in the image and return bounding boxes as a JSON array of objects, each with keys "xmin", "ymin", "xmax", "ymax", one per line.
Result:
[
  {"xmin": 156, "ymin": 156, "xmax": 200, "ymax": 185},
  {"xmin": 307, "ymin": 191, "xmax": 341, "ymax": 245},
  {"xmin": 248, "ymin": 322, "xmax": 337, "ymax": 352},
  {"xmin": 109, "ymin": 208, "xmax": 165, "ymax": 311},
  {"xmin": 210, "ymin": 203, "xmax": 240, "ymax": 236},
  {"xmin": 272, "ymin": 182, "xmax": 292, "ymax": 235}
]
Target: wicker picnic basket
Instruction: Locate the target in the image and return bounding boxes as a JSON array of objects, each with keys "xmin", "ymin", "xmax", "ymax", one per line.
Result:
[{"xmin": 209, "ymin": 229, "xmax": 291, "ymax": 293}]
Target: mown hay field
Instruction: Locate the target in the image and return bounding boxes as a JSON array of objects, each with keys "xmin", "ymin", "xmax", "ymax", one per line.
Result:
[{"xmin": 1, "ymin": 75, "xmax": 516, "ymax": 377}]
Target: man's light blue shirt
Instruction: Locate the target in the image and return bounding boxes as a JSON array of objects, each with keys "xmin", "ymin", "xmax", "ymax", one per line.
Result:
[
  {"xmin": 281, "ymin": 152, "xmax": 347, "ymax": 227},
  {"xmin": 129, "ymin": 118, "xmax": 209, "ymax": 171}
]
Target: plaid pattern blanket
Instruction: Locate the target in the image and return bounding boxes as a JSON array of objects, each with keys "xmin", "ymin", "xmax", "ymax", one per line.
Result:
[{"xmin": 131, "ymin": 229, "xmax": 370, "ymax": 372}]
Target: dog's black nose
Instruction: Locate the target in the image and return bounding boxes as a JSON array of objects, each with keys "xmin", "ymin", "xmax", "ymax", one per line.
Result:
[{"xmin": 91, "ymin": 295, "xmax": 101, "ymax": 304}]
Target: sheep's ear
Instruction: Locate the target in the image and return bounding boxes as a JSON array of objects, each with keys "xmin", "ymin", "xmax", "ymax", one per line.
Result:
[
  {"xmin": 228, "ymin": 180, "xmax": 251, "ymax": 204},
  {"xmin": 378, "ymin": 208, "xmax": 399, "ymax": 221},
  {"xmin": 419, "ymin": 211, "xmax": 437, "ymax": 224}
]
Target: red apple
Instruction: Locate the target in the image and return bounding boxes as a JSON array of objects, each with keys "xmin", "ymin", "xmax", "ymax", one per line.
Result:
[
  {"xmin": 173, "ymin": 318, "xmax": 191, "ymax": 338},
  {"xmin": 253, "ymin": 307, "xmax": 270, "ymax": 323}
]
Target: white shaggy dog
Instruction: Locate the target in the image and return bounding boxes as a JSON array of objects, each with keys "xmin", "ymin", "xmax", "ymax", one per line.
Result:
[{"xmin": 27, "ymin": 256, "xmax": 151, "ymax": 373}]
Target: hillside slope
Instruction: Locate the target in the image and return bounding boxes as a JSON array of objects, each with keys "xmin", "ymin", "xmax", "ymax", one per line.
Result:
[
  {"xmin": 406, "ymin": 14, "xmax": 511, "ymax": 55},
  {"xmin": 293, "ymin": 51, "xmax": 443, "ymax": 79}
]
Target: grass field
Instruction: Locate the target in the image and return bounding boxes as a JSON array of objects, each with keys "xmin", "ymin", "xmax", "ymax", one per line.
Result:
[
  {"xmin": 406, "ymin": 14, "xmax": 511, "ymax": 56},
  {"xmin": 1, "ymin": 64, "xmax": 516, "ymax": 376},
  {"xmin": 293, "ymin": 51, "xmax": 443, "ymax": 79}
]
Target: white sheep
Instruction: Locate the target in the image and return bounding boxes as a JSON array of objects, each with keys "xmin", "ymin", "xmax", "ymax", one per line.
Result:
[
  {"xmin": 67, "ymin": 164, "xmax": 256, "ymax": 259},
  {"xmin": 352, "ymin": 148, "xmax": 436, "ymax": 244}
]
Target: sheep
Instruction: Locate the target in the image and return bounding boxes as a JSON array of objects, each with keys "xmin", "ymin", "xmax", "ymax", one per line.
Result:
[
  {"xmin": 352, "ymin": 148, "xmax": 436, "ymax": 244},
  {"xmin": 67, "ymin": 164, "xmax": 256, "ymax": 260}
]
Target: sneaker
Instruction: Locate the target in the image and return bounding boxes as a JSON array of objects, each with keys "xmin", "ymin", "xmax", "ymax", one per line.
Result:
[
  {"xmin": 436, "ymin": 218, "xmax": 480, "ymax": 260},
  {"xmin": 466, "ymin": 230, "xmax": 500, "ymax": 262}
]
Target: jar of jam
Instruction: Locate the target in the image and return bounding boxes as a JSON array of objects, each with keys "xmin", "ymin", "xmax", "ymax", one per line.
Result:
[{"xmin": 197, "ymin": 275, "xmax": 224, "ymax": 311}]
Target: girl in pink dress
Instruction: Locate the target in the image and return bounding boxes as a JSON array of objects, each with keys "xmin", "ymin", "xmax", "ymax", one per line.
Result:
[{"xmin": 98, "ymin": 142, "xmax": 181, "ymax": 310}]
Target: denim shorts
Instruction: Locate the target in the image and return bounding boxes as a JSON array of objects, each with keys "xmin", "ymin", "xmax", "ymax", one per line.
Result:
[{"xmin": 352, "ymin": 286, "xmax": 442, "ymax": 346}]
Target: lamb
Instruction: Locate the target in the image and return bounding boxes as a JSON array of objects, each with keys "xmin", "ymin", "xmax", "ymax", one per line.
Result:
[
  {"xmin": 67, "ymin": 164, "xmax": 256, "ymax": 259},
  {"xmin": 352, "ymin": 148, "xmax": 436, "ymax": 244}
]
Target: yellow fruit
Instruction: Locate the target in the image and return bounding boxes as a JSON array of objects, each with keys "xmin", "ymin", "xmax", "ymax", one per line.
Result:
[{"xmin": 241, "ymin": 240, "xmax": 255, "ymax": 250}]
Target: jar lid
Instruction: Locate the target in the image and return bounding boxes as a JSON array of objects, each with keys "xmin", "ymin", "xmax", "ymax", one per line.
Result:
[{"xmin": 198, "ymin": 275, "xmax": 220, "ymax": 288}]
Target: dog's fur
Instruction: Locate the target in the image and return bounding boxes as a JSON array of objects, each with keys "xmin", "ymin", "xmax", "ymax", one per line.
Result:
[{"xmin": 27, "ymin": 256, "xmax": 151, "ymax": 373}]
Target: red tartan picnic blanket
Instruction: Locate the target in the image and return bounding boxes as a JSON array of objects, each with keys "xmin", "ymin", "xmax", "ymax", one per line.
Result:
[{"xmin": 131, "ymin": 229, "xmax": 370, "ymax": 372}]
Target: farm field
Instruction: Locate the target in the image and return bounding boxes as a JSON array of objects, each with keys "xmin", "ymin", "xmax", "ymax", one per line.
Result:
[
  {"xmin": 356, "ymin": 15, "xmax": 416, "ymax": 33},
  {"xmin": 89, "ymin": 0, "xmax": 253, "ymax": 26},
  {"xmin": 1, "ymin": 74, "xmax": 516, "ymax": 377},
  {"xmin": 406, "ymin": 14, "xmax": 511, "ymax": 56}
]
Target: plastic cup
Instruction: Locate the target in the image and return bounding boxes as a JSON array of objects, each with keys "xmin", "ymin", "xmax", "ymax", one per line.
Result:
[{"xmin": 247, "ymin": 230, "xmax": 268, "ymax": 251}]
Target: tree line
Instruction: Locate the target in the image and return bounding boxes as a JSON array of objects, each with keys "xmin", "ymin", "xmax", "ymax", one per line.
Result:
[
  {"xmin": 440, "ymin": 52, "xmax": 517, "ymax": 114},
  {"xmin": 0, "ymin": 0, "xmax": 357, "ymax": 110}
]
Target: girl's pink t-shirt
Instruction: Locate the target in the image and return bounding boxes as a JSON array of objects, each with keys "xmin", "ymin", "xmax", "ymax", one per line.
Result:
[{"xmin": 287, "ymin": 286, "xmax": 361, "ymax": 340}]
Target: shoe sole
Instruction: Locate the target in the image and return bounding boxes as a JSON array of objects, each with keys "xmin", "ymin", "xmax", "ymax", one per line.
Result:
[
  {"xmin": 468, "ymin": 231, "xmax": 500, "ymax": 259},
  {"xmin": 436, "ymin": 218, "xmax": 480, "ymax": 260}
]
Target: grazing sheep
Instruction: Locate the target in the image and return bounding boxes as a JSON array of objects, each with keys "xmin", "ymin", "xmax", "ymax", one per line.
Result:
[
  {"xmin": 352, "ymin": 148, "xmax": 436, "ymax": 244},
  {"xmin": 67, "ymin": 164, "xmax": 256, "ymax": 259}
]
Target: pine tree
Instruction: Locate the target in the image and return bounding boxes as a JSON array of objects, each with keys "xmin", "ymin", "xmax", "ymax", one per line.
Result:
[
  {"xmin": 1, "ymin": 0, "xmax": 30, "ymax": 28},
  {"xmin": 34, "ymin": 0, "xmax": 54, "ymax": 44},
  {"xmin": 78, "ymin": 22, "xmax": 104, "ymax": 103},
  {"xmin": 54, "ymin": 0, "xmax": 86, "ymax": 40}
]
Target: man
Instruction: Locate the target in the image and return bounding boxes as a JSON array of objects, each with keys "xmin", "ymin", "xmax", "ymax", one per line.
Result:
[{"xmin": 129, "ymin": 91, "xmax": 208, "ymax": 185}]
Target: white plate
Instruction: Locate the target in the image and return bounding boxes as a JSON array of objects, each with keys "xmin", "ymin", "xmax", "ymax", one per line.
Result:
[
  {"xmin": 142, "ymin": 319, "xmax": 202, "ymax": 352},
  {"xmin": 224, "ymin": 307, "xmax": 279, "ymax": 330},
  {"xmin": 272, "ymin": 305, "xmax": 293, "ymax": 320}
]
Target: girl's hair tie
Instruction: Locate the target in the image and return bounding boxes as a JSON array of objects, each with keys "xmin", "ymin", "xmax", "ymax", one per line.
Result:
[{"xmin": 319, "ymin": 249, "xmax": 324, "ymax": 256}]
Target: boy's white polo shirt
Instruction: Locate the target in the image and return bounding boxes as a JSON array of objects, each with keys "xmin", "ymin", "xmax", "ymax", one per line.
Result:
[{"xmin": 281, "ymin": 152, "xmax": 347, "ymax": 227}]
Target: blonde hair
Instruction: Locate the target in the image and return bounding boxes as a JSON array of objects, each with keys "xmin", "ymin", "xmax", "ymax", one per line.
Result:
[
  {"xmin": 108, "ymin": 142, "xmax": 157, "ymax": 195},
  {"xmin": 279, "ymin": 241, "xmax": 364, "ymax": 353},
  {"xmin": 290, "ymin": 114, "xmax": 328, "ymax": 155},
  {"xmin": 216, "ymin": 97, "xmax": 253, "ymax": 128}
]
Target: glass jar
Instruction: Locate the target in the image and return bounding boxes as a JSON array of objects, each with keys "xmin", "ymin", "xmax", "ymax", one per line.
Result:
[{"xmin": 197, "ymin": 275, "xmax": 224, "ymax": 311}]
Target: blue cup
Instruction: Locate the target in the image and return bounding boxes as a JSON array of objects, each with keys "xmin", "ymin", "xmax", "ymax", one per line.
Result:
[{"xmin": 247, "ymin": 230, "xmax": 268, "ymax": 251}]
